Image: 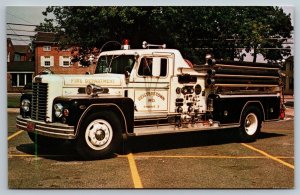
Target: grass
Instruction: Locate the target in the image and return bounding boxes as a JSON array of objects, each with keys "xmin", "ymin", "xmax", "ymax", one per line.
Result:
[{"xmin": 7, "ymin": 94, "xmax": 21, "ymax": 108}]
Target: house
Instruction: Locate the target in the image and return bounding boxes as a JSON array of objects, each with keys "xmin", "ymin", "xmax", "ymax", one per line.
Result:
[
  {"xmin": 7, "ymin": 39, "xmax": 34, "ymax": 92},
  {"xmin": 14, "ymin": 45, "xmax": 32, "ymax": 62},
  {"xmin": 33, "ymin": 32, "xmax": 95, "ymax": 75},
  {"xmin": 282, "ymin": 56, "xmax": 294, "ymax": 95},
  {"xmin": 7, "ymin": 61, "xmax": 35, "ymax": 92}
]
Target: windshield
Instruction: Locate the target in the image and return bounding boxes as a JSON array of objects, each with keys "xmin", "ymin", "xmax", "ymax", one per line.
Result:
[{"xmin": 95, "ymin": 55, "xmax": 136, "ymax": 74}]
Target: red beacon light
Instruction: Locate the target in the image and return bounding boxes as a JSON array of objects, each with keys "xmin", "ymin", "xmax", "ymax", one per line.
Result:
[{"xmin": 122, "ymin": 39, "xmax": 130, "ymax": 50}]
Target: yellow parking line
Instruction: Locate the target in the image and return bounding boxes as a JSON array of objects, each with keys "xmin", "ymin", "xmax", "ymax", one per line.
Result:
[
  {"xmin": 120, "ymin": 155, "xmax": 294, "ymax": 159},
  {"xmin": 8, "ymin": 154, "xmax": 33, "ymax": 157},
  {"xmin": 131, "ymin": 155, "xmax": 266, "ymax": 159},
  {"xmin": 127, "ymin": 153, "xmax": 143, "ymax": 188},
  {"xmin": 278, "ymin": 156, "xmax": 294, "ymax": 159},
  {"xmin": 7, "ymin": 130, "xmax": 24, "ymax": 141},
  {"xmin": 241, "ymin": 143, "xmax": 294, "ymax": 169}
]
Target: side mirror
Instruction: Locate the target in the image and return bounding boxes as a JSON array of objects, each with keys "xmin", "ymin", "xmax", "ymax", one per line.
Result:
[
  {"xmin": 125, "ymin": 71, "xmax": 130, "ymax": 78},
  {"xmin": 125, "ymin": 71, "xmax": 130, "ymax": 84},
  {"xmin": 134, "ymin": 52, "xmax": 139, "ymax": 60}
]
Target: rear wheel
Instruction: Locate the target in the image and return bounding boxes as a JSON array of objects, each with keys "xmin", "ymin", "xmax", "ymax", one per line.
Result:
[
  {"xmin": 238, "ymin": 106, "xmax": 262, "ymax": 142},
  {"xmin": 75, "ymin": 111, "xmax": 122, "ymax": 159}
]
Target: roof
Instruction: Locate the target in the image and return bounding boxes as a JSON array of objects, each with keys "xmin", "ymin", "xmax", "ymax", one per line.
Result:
[
  {"xmin": 14, "ymin": 45, "xmax": 31, "ymax": 54},
  {"xmin": 100, "ymin": 48, "xmax": 192, "ymax": 75},
  {"xmin": 100, "ymin": 48, "xmax": 182, "ymax": 56},
  {"xmin": 7, "ymin": 61, "xmax": 35, "ymax": 72},
  {"xmin": 34, "ymin": 32, "xmax": 57, "ymax": 44}
]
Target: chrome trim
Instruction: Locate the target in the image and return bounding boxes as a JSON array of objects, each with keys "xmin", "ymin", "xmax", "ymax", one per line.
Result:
[
  {"xmin": 218, "ymin": 94, "xmax": 279, "ymax": 98},
  {"xmin": 133, "ymin": 124, "xmax": 239, "ymax": 136},
  {"xmin": 214, "ymin": 64, "xmax": 280, "ymax": 70},
  {"xmin": 264, "ymin": 119, "xmax": 280, "ymax": 122},
  {"xmin": 31, "ymin": 82, "xmax": 48, "ymax": 120},
  {"xmin": 220, "ymin": 123, "xmax": 240, "ymax": 127},
  {"xmin": 134, "ymin": 113, "xmax": 178, "ymax": 121},
  {"xmin": 213, "ymin": 84, "xmax": 278, "ymax": 87},
  {"xmin": 16, "ymin": 115, "xmax": 75, "ymax": 139}
]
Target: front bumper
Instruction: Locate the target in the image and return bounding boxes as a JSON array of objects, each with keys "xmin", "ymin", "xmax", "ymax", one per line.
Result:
[{"xmin": 16, "ymin": 115, "xmax": 75, "ymax": 139}]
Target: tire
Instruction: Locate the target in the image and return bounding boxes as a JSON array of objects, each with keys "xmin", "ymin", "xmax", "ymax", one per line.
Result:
[
  {"xmin": 27, "ymin": 132, "xmax": 65, "ymax": 147},
  {"xmin": 238, "ymin": 106, "xmax": 262, "ymax": 142},
  {"xmin": 75, "ymin": 111, "xmax": 122, "ymax": 159}
]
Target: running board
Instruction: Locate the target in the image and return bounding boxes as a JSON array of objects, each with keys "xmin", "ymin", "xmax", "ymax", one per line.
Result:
[{"xmin": 132, "ymin": 124, "xmax": 239, "ymax": 136}]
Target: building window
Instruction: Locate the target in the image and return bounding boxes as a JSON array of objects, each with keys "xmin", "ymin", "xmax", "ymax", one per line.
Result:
[
  {"xmin": 44, "ymin": 61, "xmax": 51, "ymax": 67},
  {"xmin": 11, "ymin": 74, "xmax": 18, "ymax": 87},
  {"xmin": 41, "ymin": 56, "xmax": 54, "ymax": 67},
  {"xmin": 7, "ymin": 52, "xmax": 10, "ymax": 62},
  {"xmin": 11, "ymin": 73, "xmax": 33, "ymax": 87},
  {"xmin": 60, "ymin": 56, "xmax": 71, "ymax": 67},
  {"xmin": 14, "ymin": 54, "xmax": 21, "ymax": 61},
  {"xmin": 63, "ymin": 61, "xmax": 70, "ymax": 66},
  {"xmin": 43, "ymin": 46, "xmax": 51, "ymax": 51}
]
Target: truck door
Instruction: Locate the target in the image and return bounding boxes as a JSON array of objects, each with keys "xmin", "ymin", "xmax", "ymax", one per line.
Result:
[{"xmin": 131, "ymin": 55, "xmax": 172, "ymax": 114}]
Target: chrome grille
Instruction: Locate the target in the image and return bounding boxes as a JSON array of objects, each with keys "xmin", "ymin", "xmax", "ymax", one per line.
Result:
[{"xmin": 31, "ymin": 83, "xmax": 48, "ymax": 120}]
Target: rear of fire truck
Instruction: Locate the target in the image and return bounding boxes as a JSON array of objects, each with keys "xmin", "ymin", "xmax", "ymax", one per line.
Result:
[{"xmin": 196, "ymin": 56, "xmax": 285, "ymax": 142}]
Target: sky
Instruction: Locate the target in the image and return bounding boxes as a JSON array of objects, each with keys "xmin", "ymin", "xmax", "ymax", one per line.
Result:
[{"xmin": 6, "ymin": 6, "xmax": 47, "ymax": 45}]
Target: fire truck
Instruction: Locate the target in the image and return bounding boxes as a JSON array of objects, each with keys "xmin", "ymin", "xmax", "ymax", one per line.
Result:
[{"xmin": 16, "ymin": 41, "xmax": 284, "ymax": 159}]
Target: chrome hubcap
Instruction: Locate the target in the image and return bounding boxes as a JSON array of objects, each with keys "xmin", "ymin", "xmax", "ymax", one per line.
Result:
[
  {"xmin": 244, "ymin": 113, "xmax": 258, "ymax": 136},
  {"xmin": 85, "ymin": 119, "xmax": 113, "ymax": 150}
]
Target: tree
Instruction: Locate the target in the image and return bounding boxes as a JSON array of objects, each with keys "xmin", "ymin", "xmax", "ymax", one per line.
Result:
[
  {"xmin": 235, "ymin": 7, "xmax": 293, "ymax": 62},
  {"xmin": 36, "ymin": 6, "xmax": 293, "ymax": 65}
]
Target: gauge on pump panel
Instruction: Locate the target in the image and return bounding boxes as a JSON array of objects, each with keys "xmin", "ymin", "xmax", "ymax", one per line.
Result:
[
  {"xmin": 195, "ymin": 84, "xmax": 202, "ymax": 95},
  {"xmin": 181, "ymin": 87, "xmax": 188, "ymax": 95}
]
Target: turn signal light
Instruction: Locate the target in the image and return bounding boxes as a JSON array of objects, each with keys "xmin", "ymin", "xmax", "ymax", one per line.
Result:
[{"xmin": 63, "ymin": 109, "xmax": 69, "ymax": 117}]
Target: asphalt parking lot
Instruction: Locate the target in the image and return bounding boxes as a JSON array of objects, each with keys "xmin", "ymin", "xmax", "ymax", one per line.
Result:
[{"xmin": 8, "ymin": 111, "xmax": 294, "ymax": 189}]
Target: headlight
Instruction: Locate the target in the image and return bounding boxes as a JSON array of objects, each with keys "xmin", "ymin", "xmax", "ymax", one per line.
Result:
[
  {"xmin": 54, "ymin": 103, "xmax": 63, "ymax": 118},
  {"xmin": 21, "ymin": 99, "xmax": 30, "ymax": 112}
]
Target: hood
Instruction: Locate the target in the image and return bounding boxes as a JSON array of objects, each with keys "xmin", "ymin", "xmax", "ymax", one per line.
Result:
[{"xmin": 35, "ymin": 73, "xmax": 125, "ymax": 97}]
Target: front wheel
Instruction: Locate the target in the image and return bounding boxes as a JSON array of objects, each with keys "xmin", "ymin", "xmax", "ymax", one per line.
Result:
[
  {"xmin": 75, "ymin": 111, "xmax": 122, "ymax": 159},
  {"xmin": 238, "ymin": 106, "xmax": 262, "ymax": 142}
]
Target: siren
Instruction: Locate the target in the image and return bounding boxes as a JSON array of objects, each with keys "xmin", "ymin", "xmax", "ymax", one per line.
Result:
[{"xmin": 121, "ymin": 39, "xmax": 130, "ymax": 50}]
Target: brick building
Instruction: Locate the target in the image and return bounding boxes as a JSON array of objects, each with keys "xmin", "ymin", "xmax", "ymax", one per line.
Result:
[
  {"xmin": 34, "ymin": 32, "xmax": 95, "ymax": 75},
  {"xmin": 7, "ymin": 38, "xmax": 14, "ymax": 62},
  {"xmin": 7, "ymin": 38, "xmax": 34, "ymax": 93}
]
